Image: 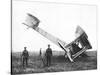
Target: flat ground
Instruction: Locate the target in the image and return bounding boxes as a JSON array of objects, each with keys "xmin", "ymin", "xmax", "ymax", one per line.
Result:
[{"xmin": 11, "ymin": 51, "xmax": 97, "ymax": 74}]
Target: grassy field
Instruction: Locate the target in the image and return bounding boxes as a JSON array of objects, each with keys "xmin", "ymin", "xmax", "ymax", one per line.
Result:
[{"xmin": 11, "ymin": 51, "xmax": 97, "ymax": 74}]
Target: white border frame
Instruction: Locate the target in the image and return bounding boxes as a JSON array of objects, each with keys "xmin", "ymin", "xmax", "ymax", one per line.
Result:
[{"xmin": 0, "ymin": 0, "xmax": 100, "ymax": 75}]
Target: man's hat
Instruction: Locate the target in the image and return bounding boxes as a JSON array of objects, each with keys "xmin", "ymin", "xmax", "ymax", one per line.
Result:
[
  {"xmin": 24, "ymin": 47, "xmax": 27, "ymax": 49},
  {"xmin": 48, "ymin": 44, "xmax": 50, "ymax": 47}
]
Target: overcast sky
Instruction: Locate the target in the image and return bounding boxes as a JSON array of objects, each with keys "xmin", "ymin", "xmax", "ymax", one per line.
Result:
[{"xmin": 12, "ymin": 0, "xmax": 97, "ymax": 52}]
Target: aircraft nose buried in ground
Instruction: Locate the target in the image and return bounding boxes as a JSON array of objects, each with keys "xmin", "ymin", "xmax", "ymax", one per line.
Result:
[{"xmin": 23, "ymin": 13, "xmax": 92, "ymax": 62}]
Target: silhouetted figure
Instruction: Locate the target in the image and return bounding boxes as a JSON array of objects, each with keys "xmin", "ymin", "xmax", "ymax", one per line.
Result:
[
  {"xmin": 40, "ymin": 48, "xmax": 42, "ymax": 56},
  {"xmin": 45, "ymin": 44, "xmax": 52, "ymax": 66},
  {"xmin": 21, "ymin": 47, "xmax": 29, "ymax": 67}
]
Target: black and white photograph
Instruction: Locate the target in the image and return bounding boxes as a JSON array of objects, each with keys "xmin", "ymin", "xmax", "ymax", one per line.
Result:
[{"xmin": 11, "ymin": 0, "xmax": 97, "ymax": 74}]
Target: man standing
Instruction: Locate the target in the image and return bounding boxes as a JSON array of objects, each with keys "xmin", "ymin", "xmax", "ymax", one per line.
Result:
[
  {"xmin": 21, "ymin": 47, "xmax": 29, "ymax": 67},
  {"xmin": 39, "ymin": 48, "xmax": 42, "ymax": 56},
  {"xmin": 45, "ymin": 44, "xmax": 52, "ymax": 66}
]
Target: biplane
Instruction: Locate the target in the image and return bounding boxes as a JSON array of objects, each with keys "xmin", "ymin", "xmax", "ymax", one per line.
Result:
[{"xmin": 23, "ymin": 13, "xmax": 92, "ymax": 62}]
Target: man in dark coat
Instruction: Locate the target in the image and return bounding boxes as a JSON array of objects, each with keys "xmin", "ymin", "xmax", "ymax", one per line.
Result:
[
  {"xmin": 22, "ymin": 47, "xmax": 29, "ymax": 67},
  {"xmin": 45, "ymin": 44, "xmax": 52, "ymax": 66},
  {"xmin": 39, "ymin": 48, "xmax": 42, "ymax": 56}
]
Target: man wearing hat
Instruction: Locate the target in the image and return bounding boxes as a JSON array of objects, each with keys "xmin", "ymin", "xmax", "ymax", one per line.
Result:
[
  {"xmin": 21, "ymin": 47, "xmax": 29, "ymax": 67},
  {"xmin": 45, "ymin": 44, "xmax": 52, "ymax": 66}
]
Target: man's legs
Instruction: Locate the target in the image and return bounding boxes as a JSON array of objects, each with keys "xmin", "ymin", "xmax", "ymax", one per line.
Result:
[
  {"xmin": 49, "ymin": 56, "xmax": 51, "ymax": 66},
  {"xmin": 25, "ymin": 58, "xmax": 29, "ymax": 67},
  {"xmin": 22, "ymin": 58, "xmax": 25, "ymax": 67},
  {"xmin": 46, "ymin": 56, "xmax": 49, "ymax": 66},
  {"xmin": 26, "ymin": 58, "xmax": 28, "ymax": 66},
  {"xmin": 48, "ymin": 56, "xmax": 51, "ymax": 66}
]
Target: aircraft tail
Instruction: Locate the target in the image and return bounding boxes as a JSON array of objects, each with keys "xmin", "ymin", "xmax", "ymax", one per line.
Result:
[{"xmin": 24, "ymin": 13, "xmax": 40, "ymax": 29}]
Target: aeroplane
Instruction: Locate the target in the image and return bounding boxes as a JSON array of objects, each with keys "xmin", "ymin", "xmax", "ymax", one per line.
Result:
[{"xmin": 23, "ymin": 13, "xmax": 92, "ymax": 62}]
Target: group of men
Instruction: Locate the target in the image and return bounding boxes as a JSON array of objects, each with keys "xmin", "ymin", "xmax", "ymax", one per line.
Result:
[{"xmin": 21, "ymin": 44, "xmax": 52, "ymax": 67}]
